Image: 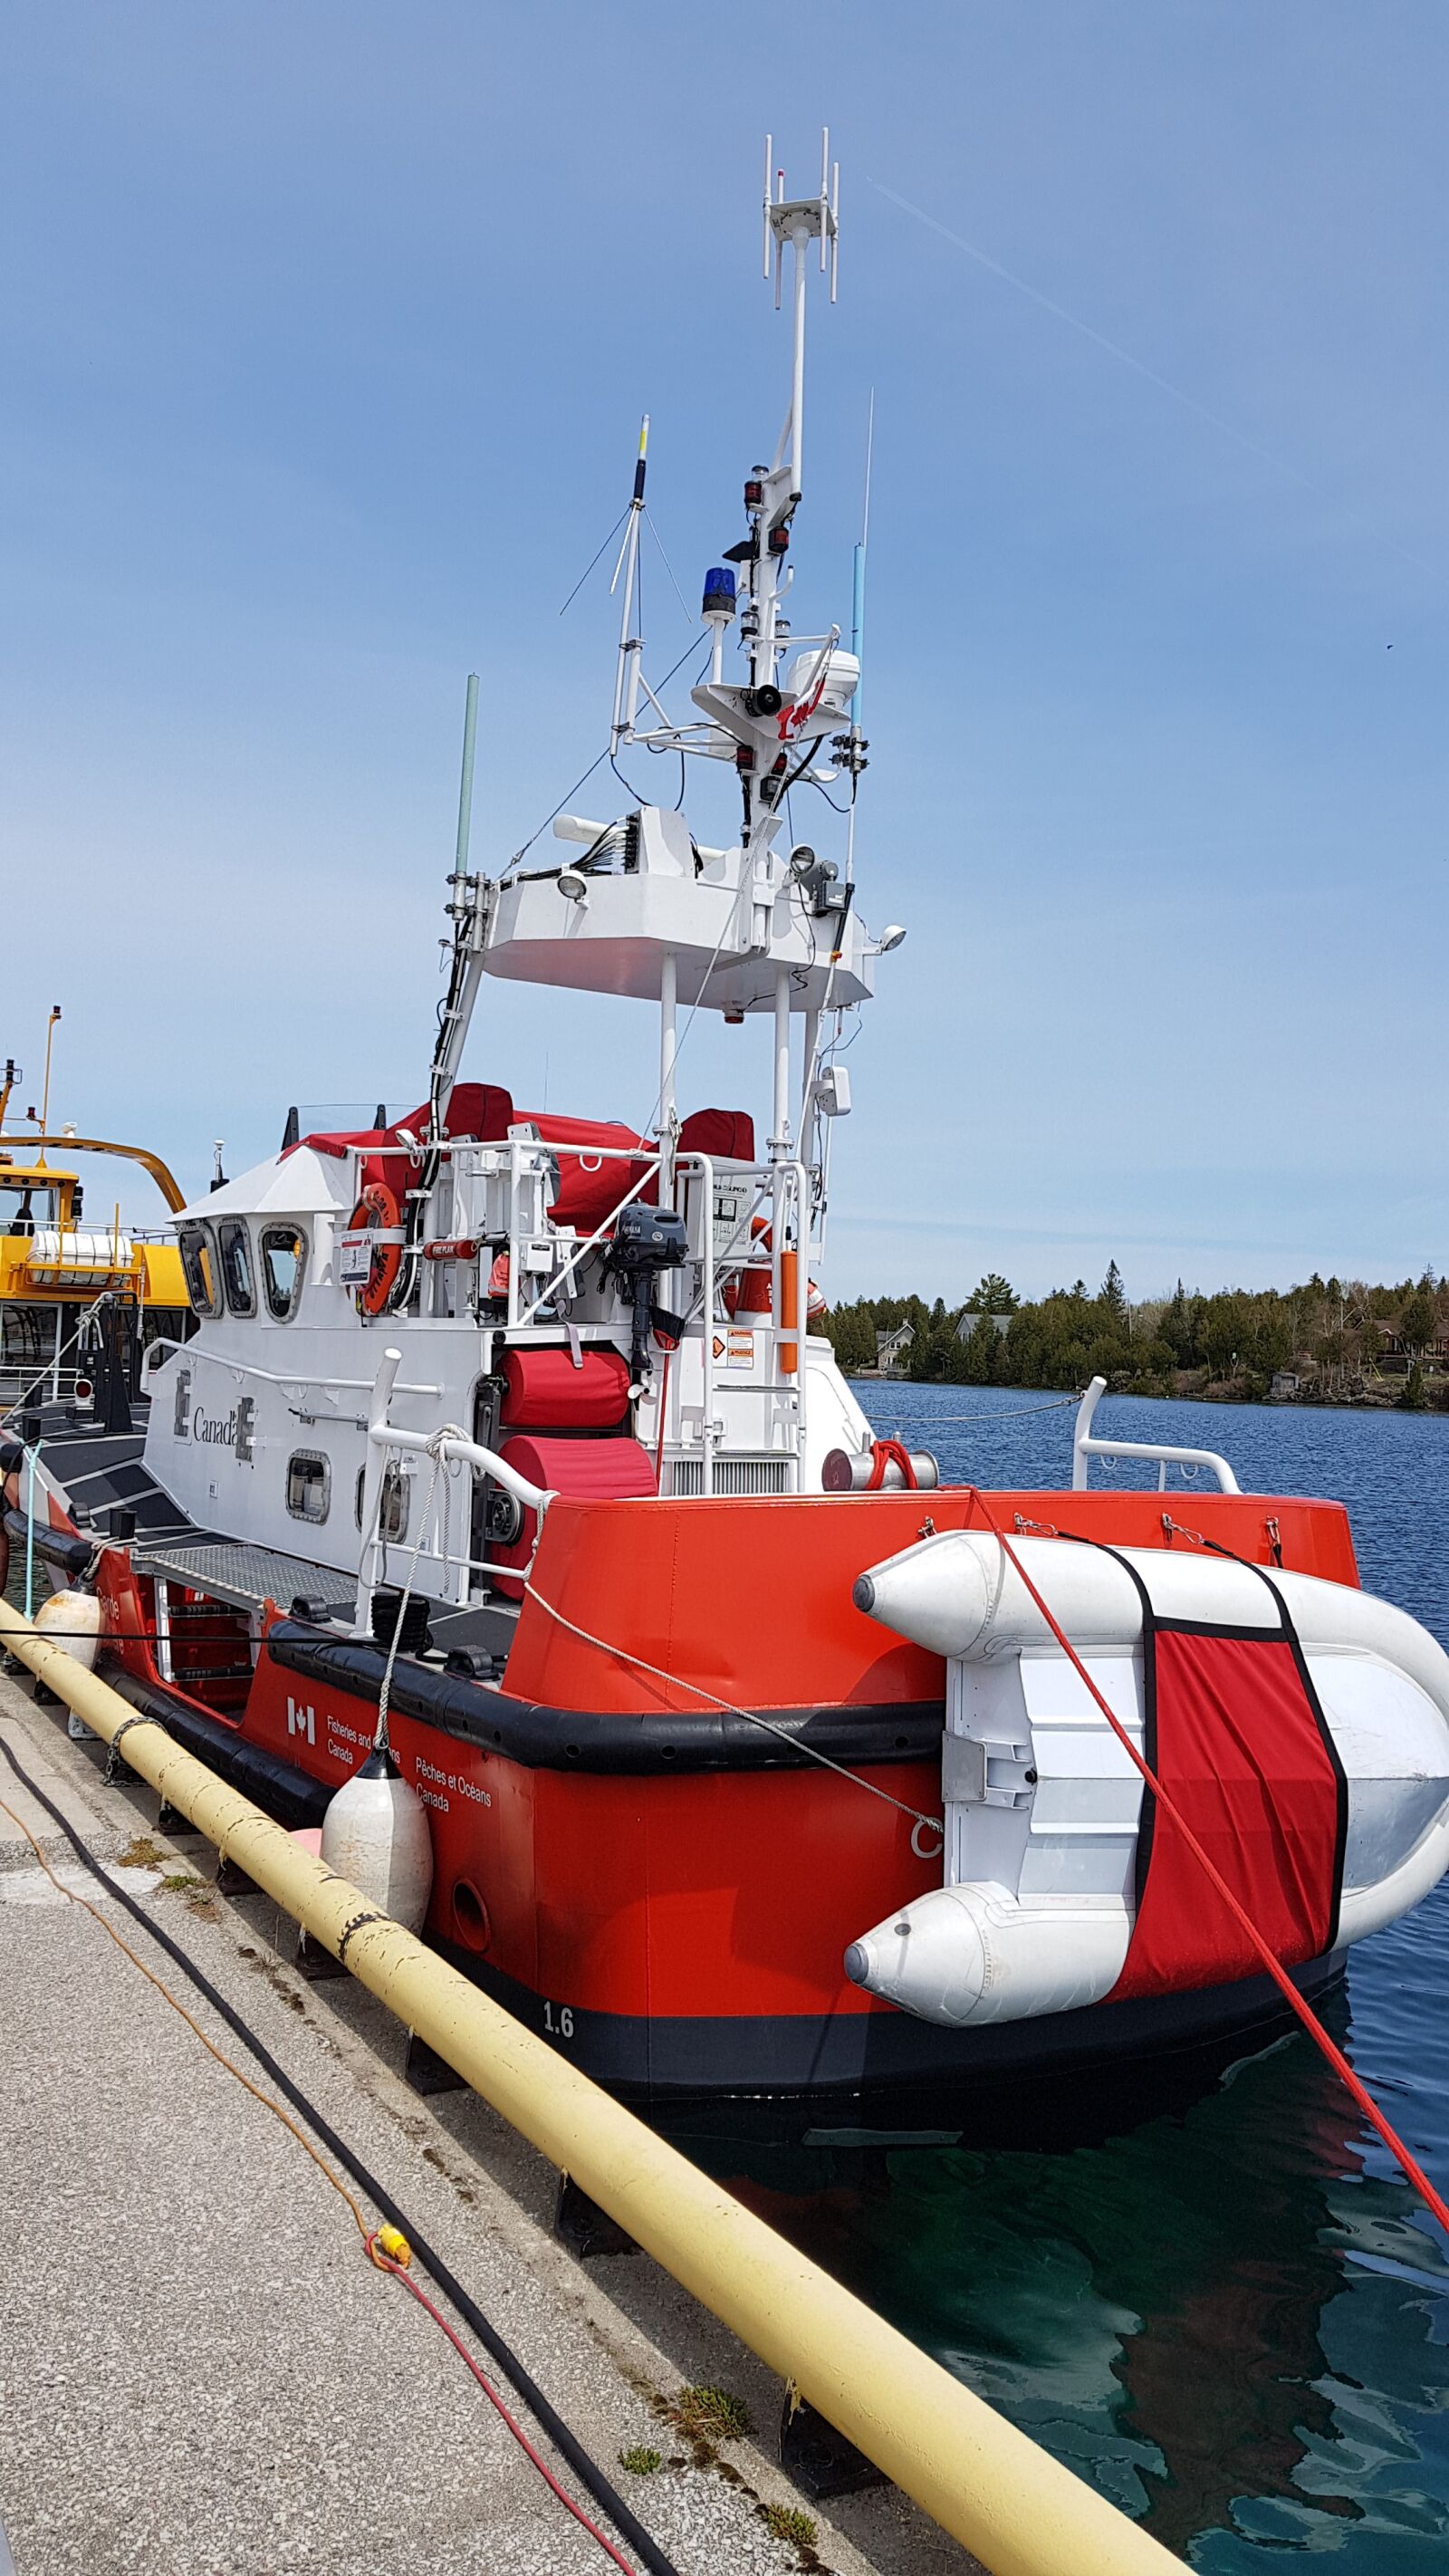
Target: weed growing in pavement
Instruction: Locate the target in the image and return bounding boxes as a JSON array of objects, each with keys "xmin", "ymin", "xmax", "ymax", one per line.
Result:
[
  {"xmin": 117, "ymin": 1835, "xmax": 164, "ymax": 1869},
  {"xmin": 158, "ymin": 1870, "xmax": 217, "ymax": 1918},
  {"xmin": 669, "ymin": 2385, "xmax": 752, "ymax": 2445},
  {"xmin": 619, "ymin": 2446, "xmax": 663, "ymax": 2476},
  {"xmin": 763, "ymin": 2502, "xmax": 818, "ymax": 2548}
]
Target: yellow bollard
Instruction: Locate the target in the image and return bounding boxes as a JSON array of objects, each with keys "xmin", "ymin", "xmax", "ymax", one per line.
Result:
[{"xmin": 0, "ymin": 1596, "xmax": 1176, "ymax": 2576}]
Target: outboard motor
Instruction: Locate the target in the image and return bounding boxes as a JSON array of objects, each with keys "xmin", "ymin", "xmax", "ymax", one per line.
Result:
[{"xmin": 605, "ymin": 1203, "xmax": 688, "ymax": 1386}]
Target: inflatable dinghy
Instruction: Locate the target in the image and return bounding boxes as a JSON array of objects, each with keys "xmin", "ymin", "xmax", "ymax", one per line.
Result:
[{"xmin": 847, "ymin": 1532, "xmax": 1449, "ymax": 2028}]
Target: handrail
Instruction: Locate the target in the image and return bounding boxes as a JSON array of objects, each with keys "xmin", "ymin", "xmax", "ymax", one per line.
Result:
[
  {"xmin": 149, "ymin": 1340, "xmax": 442, "ymax": 1400},
  {"xmin": 357, "ymin": 1346, "xmax": 556, "ymax": 1629},
  {"xmin": 0, "ymin": 1597, "xmax": 1179, "ymax": 2576},
  {"xmin": 3, "ymin": 1135, "xmax": 186, "ymax": 1212},
  {"xmin": 1071, "ymin": 1375, "xmax": 1240, "ymax": 1494},
  {"xmin": 511, "ymin": 1142, "xmax": 665, "ymax": 1331}
]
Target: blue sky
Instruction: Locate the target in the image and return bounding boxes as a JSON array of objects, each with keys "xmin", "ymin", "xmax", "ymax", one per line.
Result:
[{"xmin": 4, "ymin": 4, "xmax": 1445, "ymax": 1300}]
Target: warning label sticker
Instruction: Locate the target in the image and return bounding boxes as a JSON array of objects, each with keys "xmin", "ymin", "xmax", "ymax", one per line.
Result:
[{"xmin": 727, "ymin": 1330, "xmax": 754, "ymax": 1370}]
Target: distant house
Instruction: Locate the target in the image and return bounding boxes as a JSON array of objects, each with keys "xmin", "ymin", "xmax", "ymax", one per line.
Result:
[
  {"xmin": 1269, "ymin": 1371, "xmax": 1301, "ymax": 1402},
  {"xmin": 956, "ymin": 1311, "xmax": 1012, "ymax": 1342},
  {"xmin": 1376, "ymin": 1322, "xmax": 1449, "ymax": 1372},
  {"xmin": 875, "ymin": 1323, "xmax": 915, "ymax": 1377}
]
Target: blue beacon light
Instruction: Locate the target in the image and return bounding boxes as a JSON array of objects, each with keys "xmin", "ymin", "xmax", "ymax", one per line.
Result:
[{"xmin": 701, "ymin": 565, "xmax": 737, "ymax": 620}]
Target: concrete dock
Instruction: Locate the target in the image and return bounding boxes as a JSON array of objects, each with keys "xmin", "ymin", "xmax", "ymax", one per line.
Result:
[{"xmin": 0, "ymin": 1668, "xmax": 982, "ymax": 2576}]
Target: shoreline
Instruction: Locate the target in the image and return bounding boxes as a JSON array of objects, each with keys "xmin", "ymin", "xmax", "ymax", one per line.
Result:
[{"xmin": 851, "ymin": 1375, "xmax": 1447, "ymax": 1419}]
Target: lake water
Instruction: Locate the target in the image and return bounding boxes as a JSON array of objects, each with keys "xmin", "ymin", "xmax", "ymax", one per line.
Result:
[{"xmin": 686, "ymin": 1389, "xmax": 1449, "ymax": 2567}]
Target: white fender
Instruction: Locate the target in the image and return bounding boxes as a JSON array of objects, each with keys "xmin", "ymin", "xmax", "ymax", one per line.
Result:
[
  {"xmin": 321, "ymin": 1751, "xmax": 434, "ymax": 1933},
  {"xmin": 34, "ymin": 1590, "xmax": 101, "ymax": 1673},
  {"xmin": 848, "ymin": 1533, "xmax": 1449, "ymax": 2028},
  {"xmin": 845, "ymin": 1884, "xmax": 1131, "ymax": 2027}
]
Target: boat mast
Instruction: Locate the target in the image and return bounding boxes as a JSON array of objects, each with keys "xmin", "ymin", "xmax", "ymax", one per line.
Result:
[{"xmin": 609, "ymin": 415, "xmax": 649, "ymax": 746}]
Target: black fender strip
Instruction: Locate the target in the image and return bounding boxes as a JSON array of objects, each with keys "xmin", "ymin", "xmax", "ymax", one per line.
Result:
[
  {"xmin": 264, "ymin": 1620, "xmax": 945, "ymax": 1777},
  {"xmin": 4, "ymin": 1509, "xmax": 92, "ymax": 1579},
  {"xmin": 104, "ymin": 1673, "xmax": 331, "ymax": 1829}
]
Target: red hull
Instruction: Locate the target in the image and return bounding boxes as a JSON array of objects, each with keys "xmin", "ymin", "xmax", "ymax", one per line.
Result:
[{"xmin": 95, "ymin": 1485, "xmax": 1359, "ymax": 2097}]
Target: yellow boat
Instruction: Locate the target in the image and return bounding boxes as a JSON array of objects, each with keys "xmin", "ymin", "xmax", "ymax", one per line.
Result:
[{"xmin": 0, "ymin": 1010, "xmax": 192, "ymax": 1408}]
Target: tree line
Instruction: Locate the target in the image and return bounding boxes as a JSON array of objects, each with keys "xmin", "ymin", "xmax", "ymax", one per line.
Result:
[{"xmin": 820, "ymin": 1264, "xmax": 1449, "ymax": 1409}]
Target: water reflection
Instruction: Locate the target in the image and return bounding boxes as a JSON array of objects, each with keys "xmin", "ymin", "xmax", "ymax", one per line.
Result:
[{"xmin": 663, "ymin": 2000, "xmax": 1449, "ymax": 2559}]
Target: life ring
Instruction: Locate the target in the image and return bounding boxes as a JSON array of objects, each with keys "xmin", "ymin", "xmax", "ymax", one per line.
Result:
[
  {"xmin": 721, "ymin": 1219, "xmax": 823, "ymax": 1327},
  {"xmin": 723, "ymin": 1217, "xmax": 773, "ymax": 1319},
  {"xmin": 347, "ymin": 1182, "xmax": 403, "ymax": 1317}
]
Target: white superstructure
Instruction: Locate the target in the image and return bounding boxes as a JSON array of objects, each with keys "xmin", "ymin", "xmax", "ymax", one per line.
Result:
[{"xmin": 139, "ymin": 135, "xmax": 898, "ymax": 1616}]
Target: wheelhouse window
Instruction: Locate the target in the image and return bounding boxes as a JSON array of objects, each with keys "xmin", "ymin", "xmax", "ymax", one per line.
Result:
[
  {"xmin": 286, "ymin": 1451, "xmax": 331, "ymax": 1523},
  {"xmin": 260, "ymin": 1224, "xmax": 308, "ymax": 1321},
  {"xmin": 217, "ymin": 1218, "xmax": 255, "ymax": 1318},
  {"xmin": 178, "ymin": 1222, "xmax": 222, "ymax": 1319}
]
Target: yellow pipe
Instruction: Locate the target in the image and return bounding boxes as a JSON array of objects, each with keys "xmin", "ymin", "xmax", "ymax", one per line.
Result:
[
  {"xmin": 8, "ymin": 1138, "xmax": 186, "ymax": 1214},
  {"xmin": 0, "ymin": 1597, "xmax": 1176, "ymax": 2576}
]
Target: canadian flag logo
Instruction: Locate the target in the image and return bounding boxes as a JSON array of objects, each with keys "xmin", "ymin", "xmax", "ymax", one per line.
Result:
[{"xmin": 286, "ymin": 1697, "xmax": 315, "ymax": 1747}]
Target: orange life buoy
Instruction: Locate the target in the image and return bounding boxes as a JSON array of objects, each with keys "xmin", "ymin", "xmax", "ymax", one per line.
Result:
[
  {"xmin": 723, "ymin": 1216, "xmax": 773, "ymax": 1319},
  {"xmin": 347, "ymin": 1182, "xmax": 403, "ymax": 1317},
  {"xmin": 721, "ymin": 1219, "xmax": 824, "ymax": 1335}
]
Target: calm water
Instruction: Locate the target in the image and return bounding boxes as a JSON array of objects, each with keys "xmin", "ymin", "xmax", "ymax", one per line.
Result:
[{"xmin": 677, "ymin": 1389, "xmax": 1449, "ymax": 2567}]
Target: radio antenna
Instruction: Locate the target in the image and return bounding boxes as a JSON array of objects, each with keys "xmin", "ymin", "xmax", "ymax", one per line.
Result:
[{"xmin": 843, "ymin": 389, "xmax": 873, "ymax": 885}]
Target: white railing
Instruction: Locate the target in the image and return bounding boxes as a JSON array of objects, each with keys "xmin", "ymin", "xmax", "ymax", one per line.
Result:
[
  {"xmin": 1070, "ymin": 1374, "xmax": 1240, "ymax": 1494},
  {"xmin": 144, "ymin": 1339, "xmax": 443, "ymax": 1401},
  {"xmin": 433, "ymin": 1133, "xmax": 812, "ymax": 1502},
  {"xmin": 355, "ymin": 1344, "xmax": 556, "ymax": 1634}
]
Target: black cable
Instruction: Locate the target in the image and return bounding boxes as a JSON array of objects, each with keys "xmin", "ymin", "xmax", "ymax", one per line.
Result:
[{"xmin": 0, "ymin": 1719, "xmax": 682, "ymax": 2576}]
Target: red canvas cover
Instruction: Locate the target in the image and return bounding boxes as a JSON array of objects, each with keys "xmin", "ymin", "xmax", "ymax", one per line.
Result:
[
  {"xmin": 677, "ymin": 1108, "xmax": 756, "ymax": 1164},
  {"xmin": 488, "ymin": 1434, "xmax": 657, "ymax": 1601},
  {"xmin": 1109, "ymin": 1619, "xmax": 1347, "ymax": 2001},
  {"xmin": 499, "ymin": 1347, "xmax": 630, "ymax": 1428}
]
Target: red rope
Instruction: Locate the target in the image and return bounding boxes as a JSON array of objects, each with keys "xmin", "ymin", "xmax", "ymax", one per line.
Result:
[
  {"xmin": 652, "ymin": 1349, "xmax": 671, "ymax": 1491},
  {"xmin": 867, "ymin": 1437, "xmax": 917, "ymax": 1491},
  {"xmin": 366, "ymin": 2235, "xmax": 638, "ymax": 2572},
  {"xmin": 964, "ymin": 1489, "xmax": 1449, "ymax": 2240}
]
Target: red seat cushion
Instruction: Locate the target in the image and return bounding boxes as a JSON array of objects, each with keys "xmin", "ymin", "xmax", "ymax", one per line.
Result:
[{"xmin": 677, "ymin": 1108, "xmax": 756, "ymax": 1164}]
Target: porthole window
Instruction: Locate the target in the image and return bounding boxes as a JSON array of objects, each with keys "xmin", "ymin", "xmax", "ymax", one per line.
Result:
[
  {"xmin": 217, "ymin": 1218, "xmax": 255, "ymax": 1318},
  {"xmin": 260, "ymin": 1224, "xmax": 308, "ymax": 1321},
  {"xmin": 354, "ymin": 1460, "xmax": 409, "ymax": 1538},
  {"xmin": 178, "ymin": 1222, "xmax": 222, "ymax": 1319},
  {"xmin": 286, "ymin": 1451, "xmax": 331, "ymax": 1523}
]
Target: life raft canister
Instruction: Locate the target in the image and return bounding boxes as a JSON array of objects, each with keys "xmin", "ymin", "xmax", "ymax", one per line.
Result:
[{"xmin": 346, "ymin": 1181, "xmax": 403, "ymax": 1317}]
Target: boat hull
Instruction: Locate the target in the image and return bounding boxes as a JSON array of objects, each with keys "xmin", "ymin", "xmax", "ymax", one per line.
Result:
[{"xmin": 59, "ymin": 1475, "xmax": 1372, "ymax": 2103}]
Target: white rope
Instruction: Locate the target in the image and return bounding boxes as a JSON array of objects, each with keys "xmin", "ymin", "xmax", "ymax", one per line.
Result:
[
  {"xmin": 866, "ymin": 1392, "xmax": 1081, "ymax": 1427},
  {"xmin": 523, "ymin": 1578, "xmax": 944, "ymax": 1846}
]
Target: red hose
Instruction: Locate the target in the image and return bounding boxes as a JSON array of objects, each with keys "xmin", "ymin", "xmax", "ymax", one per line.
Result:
[
  {"xmin": 965, "ymin": 1489, "xmax": 1449, "ymax": 2241},
  {"xmin": 367, "ymin": 2235, "xmax": 638, "ymax": 2572}
]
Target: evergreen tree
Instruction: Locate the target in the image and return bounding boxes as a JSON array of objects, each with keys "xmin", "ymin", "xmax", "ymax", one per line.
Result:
[
  {"xmin": 971, "ymin": 1273, "xmax": 1018, "ymax": 1315},
  {"xmin": 962, "ymin": 1312, "xmax": 1001, "ymax": 1385},
  {"xmin": 1400, "ymin": 1290, "xmax": 1436, "ymax": 1354}
]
